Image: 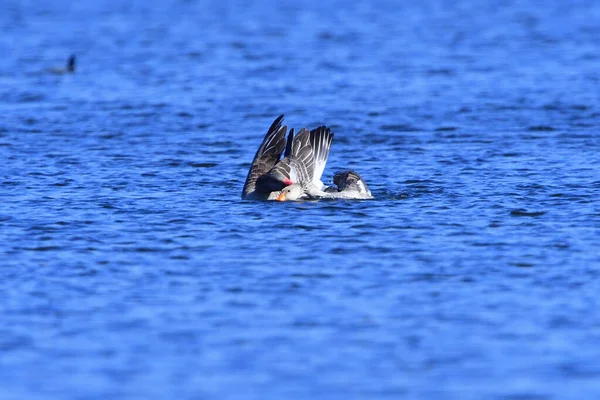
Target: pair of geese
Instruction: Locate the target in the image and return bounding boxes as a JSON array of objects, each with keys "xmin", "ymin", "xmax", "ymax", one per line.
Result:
[
  {"xmin": 242, "ymin": 115, "xmax": 373, "ymax": 201},
  {"xmin": 49, "ymin": 59, "xmax": 369, "ymax": 202},
  {"xmin": 49, "ymin": 60, "xmax": 363, "ymax": 201}
]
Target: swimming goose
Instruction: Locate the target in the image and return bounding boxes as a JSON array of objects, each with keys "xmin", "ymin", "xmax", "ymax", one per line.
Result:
[
  {"xmin": 49, "ymin": 55, "xmax": 76, "ymax": 74},
  {"xmin": 242, "ymin": 115, "xmax": 373, "ymax": 201},
  {"xmin": 277, "ymin": 170, "xmax": 373, "ymax": 201}
]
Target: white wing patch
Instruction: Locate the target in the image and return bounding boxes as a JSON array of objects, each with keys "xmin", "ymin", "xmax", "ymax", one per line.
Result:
[{"xmin": 310, "ymin": 127, "xmax": 333, "ymax": 190}]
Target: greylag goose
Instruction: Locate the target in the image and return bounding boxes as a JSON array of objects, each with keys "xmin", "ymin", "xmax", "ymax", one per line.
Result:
[{"xmin": 241, "ymin": 115, "xmax": 373, "ymax": 201}]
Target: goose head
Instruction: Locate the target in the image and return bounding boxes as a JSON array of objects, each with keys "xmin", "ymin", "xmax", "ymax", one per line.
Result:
[{"xmin": 276, "ymin": 184, "xmax": 304, "ymax": 201}]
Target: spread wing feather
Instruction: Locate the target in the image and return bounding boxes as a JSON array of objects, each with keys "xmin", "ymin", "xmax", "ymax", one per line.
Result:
[
  {"xmin": 309, "ymin": 126, "xmax": 334, "ymax": 189},
  {"xmin": 262, "ymin": 127, "xmax": 313, "ymax": 187},
  {"xmin": 241, "ymin": 115, "xmax": 287, "ymax": 198}
]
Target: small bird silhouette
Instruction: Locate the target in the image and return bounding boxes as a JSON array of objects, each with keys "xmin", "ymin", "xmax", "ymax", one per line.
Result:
[{"xmin": 48, "ymin": 55, "xmax": 76, "ymax": 74}]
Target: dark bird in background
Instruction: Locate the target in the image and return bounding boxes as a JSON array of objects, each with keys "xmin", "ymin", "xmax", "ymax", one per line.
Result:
[{"xmin": 49, "ymin": 54, "xmax": 76, "ymax": 74}]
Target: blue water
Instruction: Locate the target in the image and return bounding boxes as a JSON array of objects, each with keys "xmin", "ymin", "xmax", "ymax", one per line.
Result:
[{"xmin": 1, "ymin": 0, "xmax": 599, "ymax": 398}]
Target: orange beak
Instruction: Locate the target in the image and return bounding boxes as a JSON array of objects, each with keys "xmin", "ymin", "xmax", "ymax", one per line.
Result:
[{"xmin": 276, "ymin": 192, "xmax": 286, "ymax": 201}]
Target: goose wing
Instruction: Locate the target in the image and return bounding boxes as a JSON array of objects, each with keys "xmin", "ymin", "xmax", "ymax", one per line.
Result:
[
  {"xmin": 257, "ymin": 127, "xmax": 314, "ymax": 192},
  {"xmin": 309, "ymin": 126, "xmax": 334, "ymax": 189},
  {"xmin": 241, "ymin": 115, "xmax": 287, "ymax": 199}
]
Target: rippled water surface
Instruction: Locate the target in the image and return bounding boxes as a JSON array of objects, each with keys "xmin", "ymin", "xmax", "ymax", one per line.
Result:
[{"xmin": 1, "ymin": 0, "xmax": 600, "ymax": 398}]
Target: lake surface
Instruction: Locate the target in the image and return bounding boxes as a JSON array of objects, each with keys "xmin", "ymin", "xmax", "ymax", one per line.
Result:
[{"xmin": 1, "ymin": 0, "xmax": 599, "ymax": 398}]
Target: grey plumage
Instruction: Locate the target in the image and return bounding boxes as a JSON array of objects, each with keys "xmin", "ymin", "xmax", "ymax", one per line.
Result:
[
  {"xmin": 241, "ymin": 115, "xmax": 287, "ymax": 199},
  {"xmin": 242, "ymin": 115, "xmax": 373, "ymax": 201}
]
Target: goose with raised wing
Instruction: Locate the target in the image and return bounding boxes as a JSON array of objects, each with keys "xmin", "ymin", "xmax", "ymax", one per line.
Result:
[{"xmin": 241, "ymin": 115, "xmax": 373, "ymax": 201}]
